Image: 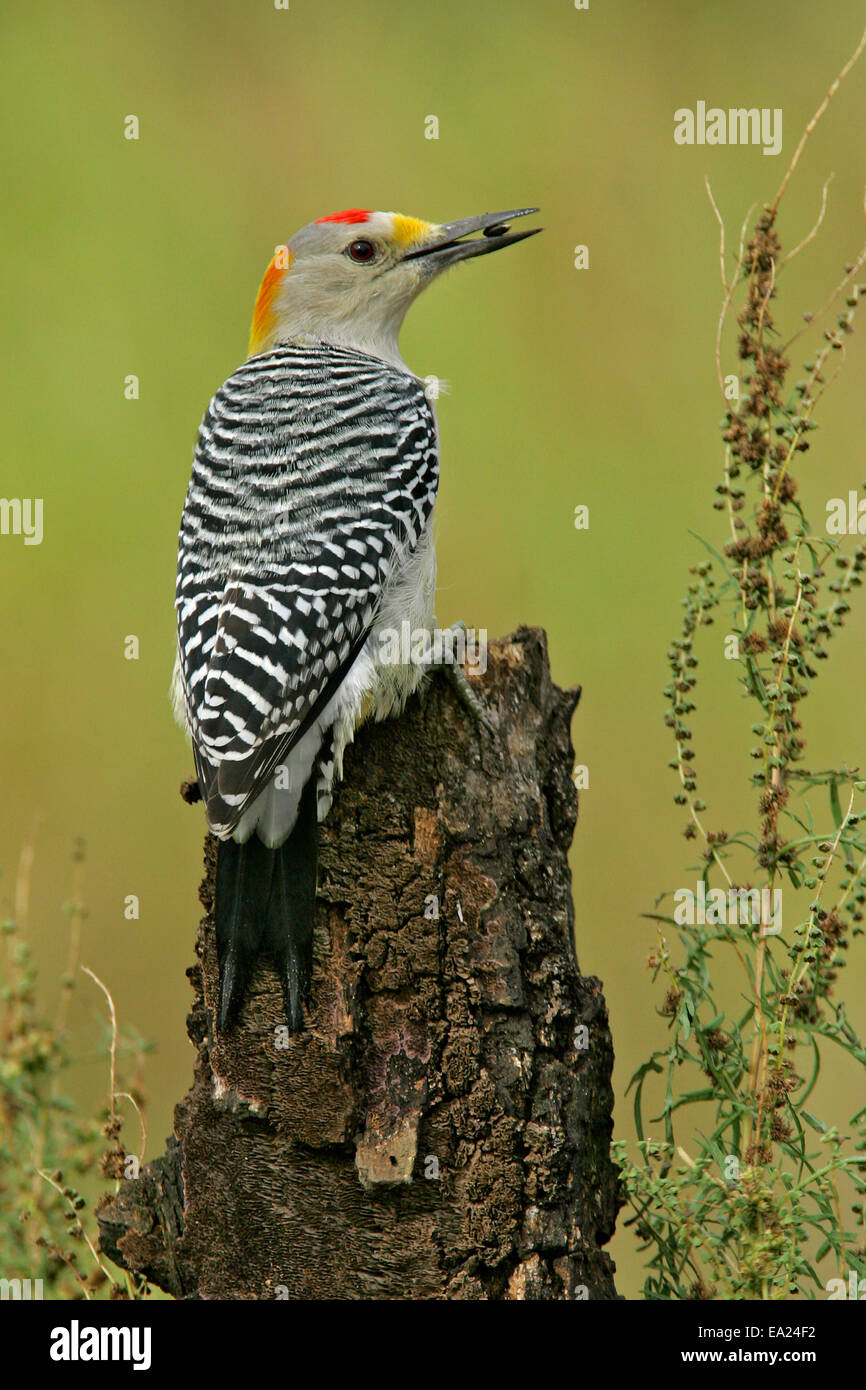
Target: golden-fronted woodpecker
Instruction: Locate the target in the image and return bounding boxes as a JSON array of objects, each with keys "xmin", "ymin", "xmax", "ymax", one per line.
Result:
[{"xmin": 172, "ymin": 206, "xmax": 541, "ymax": 1032}]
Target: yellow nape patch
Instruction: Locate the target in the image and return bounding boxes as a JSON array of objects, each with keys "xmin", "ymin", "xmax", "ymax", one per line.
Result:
[
  {"xmin": 390, "ymin": 214, "xmax": 434, "ymax": 249},
  {"xmin": 248, "ymin": 245, "xmax": 293, "ymax": 356}
]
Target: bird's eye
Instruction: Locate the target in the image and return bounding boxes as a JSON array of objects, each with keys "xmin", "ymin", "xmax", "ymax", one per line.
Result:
[{"xmin": 347, "ymin": 239, "xmax": 376, "ymax": 263}]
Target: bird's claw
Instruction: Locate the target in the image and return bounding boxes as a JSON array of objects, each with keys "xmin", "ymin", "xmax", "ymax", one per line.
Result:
[{"xmin": 441, "ymin": 621, "xmax": 497, "ymax": 736}]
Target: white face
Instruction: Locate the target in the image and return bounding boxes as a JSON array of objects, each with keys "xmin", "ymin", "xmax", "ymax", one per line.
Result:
[{"xmin": 267, "ymin": 211, "xmax": 443, "ymax": 366}]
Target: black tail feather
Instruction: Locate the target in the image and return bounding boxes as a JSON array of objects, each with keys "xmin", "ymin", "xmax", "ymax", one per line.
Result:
[
  {"xmin": 215, "ymin": 833, "xmax": 275, "ymax": 1031},
  {"xmin": 214, "ymin": 780, "xmax": 319, "ymax": 1033}
]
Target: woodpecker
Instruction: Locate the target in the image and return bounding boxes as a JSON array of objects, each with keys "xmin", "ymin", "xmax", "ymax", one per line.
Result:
[{"xmin": 173, "ymin": 205, "xmax": 540, "ymax": 1033}]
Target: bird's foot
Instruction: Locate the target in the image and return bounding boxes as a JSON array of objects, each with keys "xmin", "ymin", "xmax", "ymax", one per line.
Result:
[{"xmin": 440, "ymin": 620, "xmax": 497, "ymax": 736}]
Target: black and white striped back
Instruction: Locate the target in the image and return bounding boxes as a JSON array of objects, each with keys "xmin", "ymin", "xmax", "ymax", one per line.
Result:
[{"xmin": 175, "ymin": 342, "xmax": 439, "ymax": 838}]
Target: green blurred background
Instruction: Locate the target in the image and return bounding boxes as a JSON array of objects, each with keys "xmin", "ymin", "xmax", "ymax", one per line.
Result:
[{"xmin": 2, "ymin": 0, "xmax": 865, "ymax": 1298}]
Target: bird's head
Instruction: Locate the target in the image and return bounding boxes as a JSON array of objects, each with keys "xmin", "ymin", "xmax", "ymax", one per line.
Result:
[{"xmin": 248, "ymin": 206, "xmax": 541, "ymax": 366}]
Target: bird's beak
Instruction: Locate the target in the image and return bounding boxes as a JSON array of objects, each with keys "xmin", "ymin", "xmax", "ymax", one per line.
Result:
[{"xmin": 402, "ymin": 207, "xmax": 542, "ymax": 267}]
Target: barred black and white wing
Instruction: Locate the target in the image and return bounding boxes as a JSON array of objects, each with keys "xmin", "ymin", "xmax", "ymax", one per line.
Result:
[{"xmin": 175, "ymin": 343, "xmax": 439, "ymax": 840}]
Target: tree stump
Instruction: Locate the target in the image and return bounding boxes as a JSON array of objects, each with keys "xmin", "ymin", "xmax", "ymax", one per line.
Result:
[{"xmin": 97, "ymin": 627, "xmax": 620, "ymax": 1299}]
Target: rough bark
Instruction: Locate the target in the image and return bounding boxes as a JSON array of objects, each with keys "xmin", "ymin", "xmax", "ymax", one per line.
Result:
[{"xmin": 97, "ymin": 627, "xmax": 620, "ymax": 1299}]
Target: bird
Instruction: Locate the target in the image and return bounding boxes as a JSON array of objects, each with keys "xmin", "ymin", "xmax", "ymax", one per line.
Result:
[{"xmin": 172, "ymin": 205, "xmax": 541, "ymax": 1034}]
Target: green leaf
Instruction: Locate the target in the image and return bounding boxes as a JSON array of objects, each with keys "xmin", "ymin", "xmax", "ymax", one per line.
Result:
[
  {"xmin": 802, "ymin": 1111, "xmax": 828, "ymax": 1134},
  {"xmin": 687, "ymin": 530, "xmax": 730, "ymax": 571},
  {"xmin": 830, "ymin": 780, "xmax": 843, "ymax": 829}
]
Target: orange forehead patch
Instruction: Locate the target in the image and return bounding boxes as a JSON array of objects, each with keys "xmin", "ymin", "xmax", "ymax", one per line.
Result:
[{"xmin": 249, "ymin": 245, "xmax": 292, "ymax": 356}]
